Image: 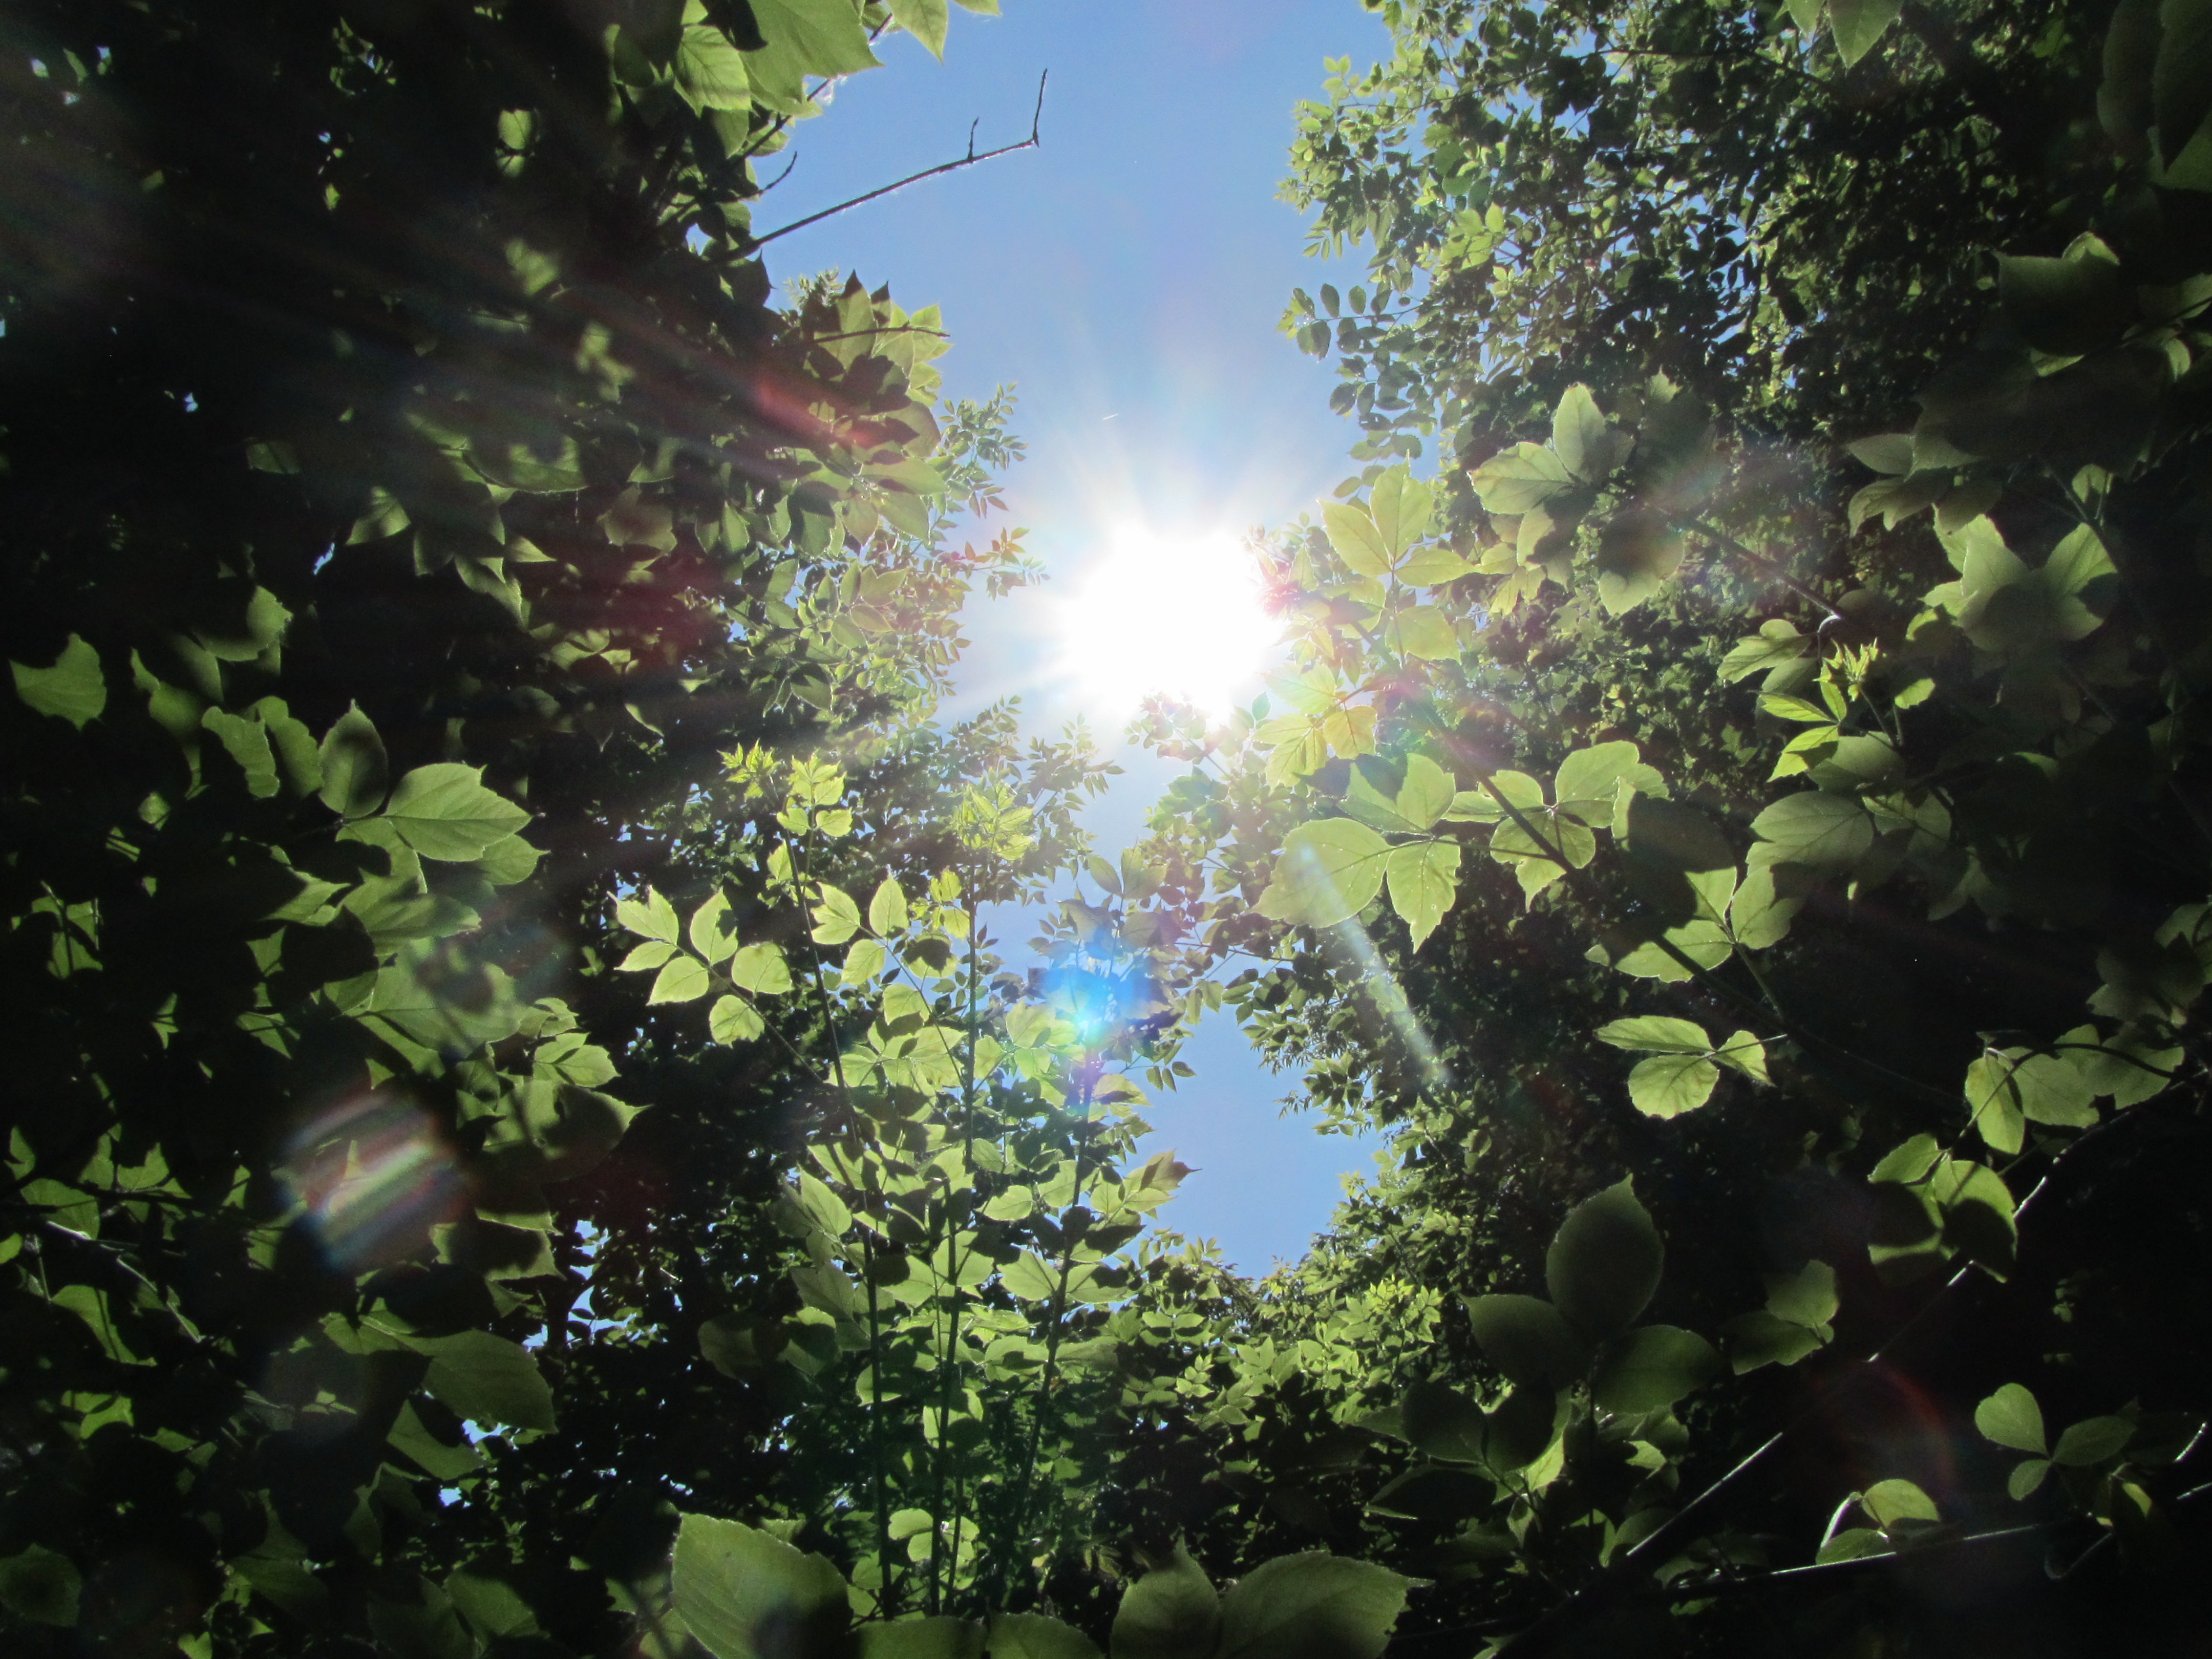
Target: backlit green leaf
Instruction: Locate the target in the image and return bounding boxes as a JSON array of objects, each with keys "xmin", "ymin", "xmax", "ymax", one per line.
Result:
[
  {"xmin": 671, "ymin": 1514, "xmax": 850, "ymax": 1659},
  {"xmin": 1323, "ymin": 500, "xmax": 1393, "ymax": 577},
  {"xmin": 619, "ymin": 887, "xmax": 680, "ymax": 943},
  {"xmin": 1975, "ymin": 1383, "xmax": 2047, "ymax": 1454},
  {"xmin": 1625, "ymin": 1051, "xmax": 1719, "ymax": 1117},
  {"xmin": 1462, "ymin": 1293, "xmax": 1588, "ymax": 1389},
  {"xmin": 887, "ymin": 0, "xmax": 951, "ymax": 57},
  {"xmin": 11, "ymin": 634, "xmax": 105, "ymax": 728},
  {"xmin": 709, "ymin": 994, "xmax": 764, "ymax": 1045},
  {"xmin": 414, "ymin": 1331, "xmax": 556, "ymax": 1430},
  {"xmin": 1258, "ymin": 818, "xmax": 1392, "ymax": 927},
  {"xmin": 2052, "ymin": 1414, "xmax": 2135, "ymax": 1466},
  {"xmin": 1469, "ymin": 441, "xmax": 1570, "ymax": 514},
  {"xmin": 1215, "ymin": 1552, "xmax": 1410, "ymax": 1659},
  {"xmin": 987, "ymin": 1614, "xmax": 1103, "ymax": 1659},
  {"xmin": 1110, "ymin": 1544, "xmax": 1217, "ymax": 1659},
  {"xmin": 729, "ymin": 942, "xmax": 792, "ymax": 995},
  {"xmin": 1828, "ymin": 0, "xmax": 1902, "ymax": 64},
  {"xmin": 1593, "ymin": 1324, "xmax": 1718, "ymax": 1414},
  {"xmin": 381, "ymin": 764, "xmax": 532, "ymax": 861},
  {"xmin": 318, "ymin": 703, "xmax": 388, "ymax": 818},
  {"xmin": 1595, "ymin": 1015, "xmax": 1711, "ymax": 1054},
  {"xmin": 1386, "ymin": 839, "xmax": 1460, "ymax": 950},
  {"xmin": 649, "ymin": 953, "xmax": 711, "ymax": 1005},
  {"xmin": 1546, "ymin": 1179, "xmax": 1664, "ymax": 1342}
]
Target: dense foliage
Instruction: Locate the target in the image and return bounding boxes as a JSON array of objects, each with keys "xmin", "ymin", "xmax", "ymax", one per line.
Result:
[
  {"xmin": 11, "ymin": 1, "xmax": 2212, "ymax": 1657},
  {"xmin": 1093, "ymin": 0, "xmax": 2212, "ymax": 1652}
]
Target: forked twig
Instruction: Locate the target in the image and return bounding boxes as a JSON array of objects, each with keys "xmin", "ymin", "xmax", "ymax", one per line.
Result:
[{"xmin": 745, "ymin": 71, "xmax": 1047, "ymax": 251}]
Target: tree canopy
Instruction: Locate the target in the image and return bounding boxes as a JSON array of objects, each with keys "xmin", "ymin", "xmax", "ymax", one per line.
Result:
[{"xmin": 5, "ymin": 1, "xmax": 2212, "ymax": 1657}]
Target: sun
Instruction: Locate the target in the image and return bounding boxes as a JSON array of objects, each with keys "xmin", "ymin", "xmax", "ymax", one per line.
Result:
[{"xmin": 1054, "ymin": 525, "xmax": 1281, "ymax": 720}]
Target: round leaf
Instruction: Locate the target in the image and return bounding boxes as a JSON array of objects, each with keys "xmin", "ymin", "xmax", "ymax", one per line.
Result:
[
  {"xmin": 1593, "ymin": 1324, "xmax": 1719, "ymax": 1414},
  {"xmin": 1110, "ymin": 1544, "xmax": 1217, "ymax": 1659},
  {"xmin": 672, "ymin": 1514, "xmax": 850, "ymax": 1659},
  {"xmin": 1257, "ymin": 818, "xmax": 1392, "ymax": 928},
  {"xmin": 1974, "ymin": 1383, "xmax": 2047, "ymax": 1455},
  {"xmin": 1462, "ymin": 1293, "xmax": 1588, "ymax": 1389},
  {"xmin": 1215, "ymin": 1552, "xmax": 1410, "ymax": 1659},
  {"xmin": 1546, "ymin": 1179, "xmax": 1665, "ymax": 1342}
]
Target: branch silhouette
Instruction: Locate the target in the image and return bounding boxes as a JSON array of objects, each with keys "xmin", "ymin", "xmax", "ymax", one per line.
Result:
[{"xmin": 745, "ymin": 70, "xmax": 1047, "ymax": 251}]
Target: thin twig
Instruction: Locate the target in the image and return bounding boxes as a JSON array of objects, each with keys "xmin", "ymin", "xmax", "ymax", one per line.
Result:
[{"xmin": 745, "ymin": 71, "xmax": 1047, "ymax": 251}]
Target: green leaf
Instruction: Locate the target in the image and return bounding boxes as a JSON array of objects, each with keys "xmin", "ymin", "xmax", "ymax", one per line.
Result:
[
  {"xmin": 1593, "ymin": 1325, "xmax": 1719, "ymax": 1414},
  {"xmin": 1714, "ymin": 1031, "xmax": 1771, "ymax": 1084},
  {"xmin": 380, "ymin": 764, "xmax": 532, "ymax": 861},
  {"xmin": 1258, "ymin": 818, "xmax": 1392, "ymax": 927},
  {"xmin": 1847, "ymin": 434, "xmax": 1916, "ymax": 475},
  {"xmin": 812, "ymin": 883, "xmax": 862, "ymax": 944},
  {"xmin": 0, "ymin": 1545, "xmax": 81, "ymax": 1626},
  {"xmin": 1397, "ymin": 545, "xmax": 1474, "ymax": 586},
  {"xmin": 710, "ymin": 995, "xmax": 765, "ymax": 1045},
  {"xmin": 1623, "ymin": 793, "xmax": 1734, "ymax": 873},
  {"xmin": 1552, "ymin": 384, "xmax": 1628, "ymax": 482},
  {"xmin": 1625, "ymin": 1051, "xmax": 1720, "ymax": 1117},
  {"xmin": 690, "ymin": 890, "xmax": 739, "ymax": 963},
  {"xmin": 11, "ymin": 634, "xmax": 105, "ymax": 728},
  {"xmin": 1462, "ymin": 1293, "xmax": 1588, "ymax": 1389},
  {"xmin": 414, "ymin": 1331, "xmax": 556, "ymax": 1430},
  {"xmin": 1554, "ymin": 741, "xmax": 1664, "ymax": 828},
  {"xmin": 1727, "ymin": 863, "xmax": 1805, "ymax": 950},
  {"xmin": 1871, "ymin": 1133, "xmax": 1942, "ymax": 1184},
  {"xmin": 988, "ymin": 1614, "xmax": 1103, "ymax": 1659},
  {"xmin": 2157, "ymin": 0, "xmax": 2212, "ymax": 163},
  {"xmin": 675, "ymin": 23, "xmax": 752, "ymax": 109},
  {"xmin": 843, "ymin": 938, "xmax": 887, "ymax": 986},
  {"xmin": 2052, "ymin": 1414, "xmax": 2135, "ymax": 1466},
  {"xmin": 1546, "ymin": 1179, "xmax": 1664, "ymax": 1342},
  {"xmin": 318, "ymin": 703, "xmax": 389, "ymax": 818},
  {"xmin": 1594, "ymin": 511, "xmax": 1685, "ymax": 614},
  {"xmin": 887, "ymin": 0, "xmax": 951, "ymax": 57},
  {"xmin": 1323, "ymin": 501, "xmax": 1393, "ymax": 577},
  {"xmin": 1396, "ymin": 754, "xmax": 1457, "ymax": 830},
  {"xmin": 649, "ymin": 953, "xmax": 711, "ymax": 1004},
  {"xmin": 1369, "ymin": 464, "xmax": 1434, "ymax": 561},
  {"xmin": 2008, "ymin": 1458, "xmax": 2053, "ymax": 1500},
  {"xmin": 203, "ymin": 707, "xmax": 281, "ymax": 797},
  {"xmin": 861, "ymin": 1619, "xmax": 984, "ymax": 1659},
  {"xmin": 729, "ymin": 941, "xmax": 792, "ymax": 995},
  {"xmin": 1386, "ymin": 840, "xmax": 1460, "ymax": 950},
  {"xmin": 618, "ymin": 888, "xmax": 680, "ymax": 943},
  {"xmin": 1722, "ymin": 1310, "xmax": 1824, "ymax": 1373},
  {"xmin": 1750, "ymin": 791, "xmax": 1874, "ymax": 871},
  {"xmin": 745, "ymin": 0, "xmax": 883, "ymax": 113},
  {"xmin": 1974, "ymin": 1384, "xmax": 2047, "ymax": 1454},
  {"xmin": 1828, "ymin": 0, "xmax": 1902, "ymax": 64},
  {"xmin": 474, "ymin": 834, "xmax": 543, "ymax": 886},
  {"xmin": 1719, "ymin": 620, "xmax": 1813, "ymax": 688},
  {"xmin": 1764, "ymin": 1260, "xmax": 1838, "ymax": 1328},
  {"xmin": 1469, "ymin": 441, "xmax": 1570, "ymax": 514},
  {"xmin": 870, "ymin": 875, "xmax": 910, "ymax": 935},
  {"xmin": 1389, "ymin": 603, "xmax": 1459, "ymax": 661},
  {"xmin": 1861, "ymin": 1478, "xmax": 1937, "ymax": 1527},
  {"xmin": 1594, "ymin": 1016, "xmax": 1711, "ymax": 1054},
  {"xmin": 1110, "ymin": 1544, "xmax": 1218, "ymax": 1659},
  {"xmin": 1215, "ymin": 1552, "xmax": 1410, "ymax": 1659},
  {"xmin": 671, "ymin": 1513, "xmax": 852, "ymax": 1659},
  {"xmin": 445, "ymin": 1570, "xmax": 538, "ymax": 1641}
]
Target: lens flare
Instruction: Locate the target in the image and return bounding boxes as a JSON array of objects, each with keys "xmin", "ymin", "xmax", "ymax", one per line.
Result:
[
  {"xmin": 284, "ymin": 1095, "xmax": 467, "ymax": 1271},
  {"xmin": 1054, "ymin": 525, "xmax": 1280, "ymax": 718}
]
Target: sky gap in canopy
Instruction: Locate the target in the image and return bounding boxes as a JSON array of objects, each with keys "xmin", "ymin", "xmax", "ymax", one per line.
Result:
[{"xmin": 762, "ymin": 0, "xmax": 1396, "ymax": 1273}]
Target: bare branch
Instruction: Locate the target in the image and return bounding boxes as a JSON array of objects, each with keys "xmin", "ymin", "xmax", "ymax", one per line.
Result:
[{"xmin": 743, "ymin": 71, "xmax": 1048, "ymax": 252}]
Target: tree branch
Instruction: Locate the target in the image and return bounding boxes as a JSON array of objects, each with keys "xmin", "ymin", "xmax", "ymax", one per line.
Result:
[{"xmin": 743, "ymin": 72, "xmax": 1047, "ymax": 252}]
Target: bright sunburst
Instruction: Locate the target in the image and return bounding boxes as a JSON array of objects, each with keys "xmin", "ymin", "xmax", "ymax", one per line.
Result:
[{"xmin": 1055, "ymin": 525, "xmax": 1281, "ymax": 719}]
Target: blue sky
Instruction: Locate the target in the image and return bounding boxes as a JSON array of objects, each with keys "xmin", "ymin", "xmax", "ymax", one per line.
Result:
[{"xmin": 762, "ymin": 0, "xmax": 1396, "ymax": 1271}]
